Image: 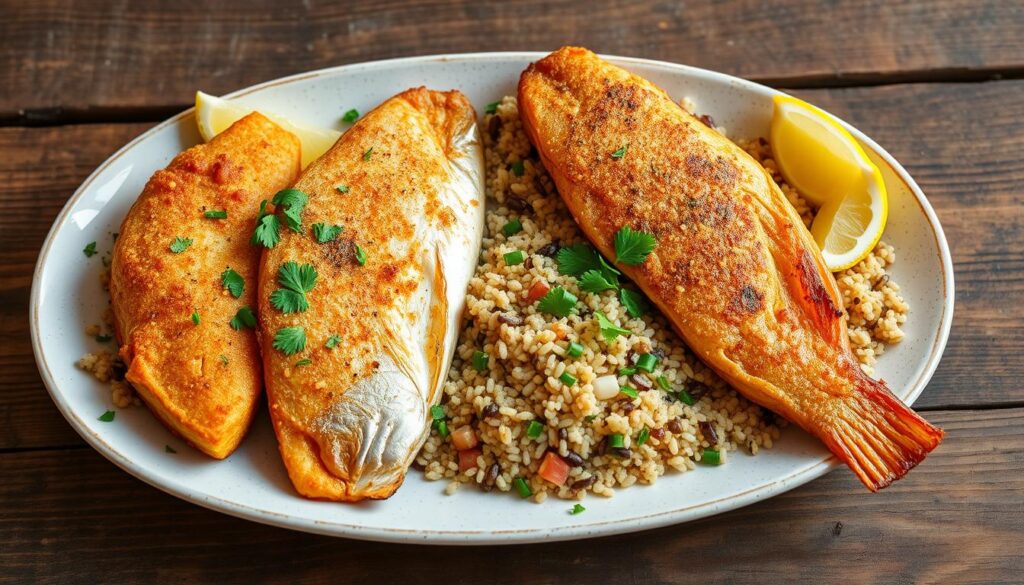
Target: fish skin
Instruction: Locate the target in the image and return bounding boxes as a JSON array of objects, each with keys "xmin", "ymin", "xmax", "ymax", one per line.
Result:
[
  {"xmin": 110, "ymin": 112, "xmax": 301, "ymax": 459},
  {"xmin": 518, "ymin": 47, "xmax": 943, "ymax": 490},
  {"xmin": 258, "ymin": 88, "xmax": 484, "ymax": 501}
]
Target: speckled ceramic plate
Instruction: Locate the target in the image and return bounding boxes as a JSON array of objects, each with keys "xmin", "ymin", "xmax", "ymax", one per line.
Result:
[{"xmin": 31, "ymin": 53, "xmax": 954, "ymax": 544}]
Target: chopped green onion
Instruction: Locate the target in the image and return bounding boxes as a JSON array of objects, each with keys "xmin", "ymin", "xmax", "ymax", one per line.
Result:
[
  {"xmin": 504, "ymin": 250, "xmax": 525, "ymax": 265},
  {"xmin": 513, "ymin": 477, "xmax": 532, "ymax": 498},
  {"xmin": 204, "ymin": 209, "xmax": 228, "ymax": 219},
  {"xmin": 569, "ymin": 503, "xmax": 586, "ymax": 515},
  {"xmin": 636, "ymin": 353, "xmax": 658, "ymax": 372},
  {"xmin": 510, "ymin": 160, "xmax": 525, "ymax": 177},
  {"xmin": 678, "ymin": 389, "xmax": 696, "ymax": 406},
  {"xmin": 485, "ymin": 101, "xmax": 500, "ymax": 115},
  {"xmin": 618, "ymin": 366, "xmax": 637, "ymax": 376},
  {"xmin": 436, "ymin": 420, "xmax": 450, "ymax": 438},
  {"xmin": 566, "ymin": 342, "xmax": 584, "ymax": 358},
  {"xmin": 656, "ymin": 375, "xmax": 671, "ymax": 391},
  {"xmin": 430, "ymin": 405, "xmax": 445, "ymax": 421},
  {"xmin": 701, "ymin": 449, "xmax": 722, "ymax": 465},
  {"xmin": 526, "ymin": 420, "xmax": 544, "ymax": 438},
  {"xmin": 620, "ymin": 387, "xmax": 639, "ymax": 398},
  {"xmin": 502, "ymin": 218, "xmax": 523, "ymax": 236},
  {"xmin": 472, "ymin": 350, "xmax": 489, "ymax": 372},
  {"xmin": 607, "ymin": 433, "xmax": 625, "ymax": 449},
  {"xmin": 559, "ymin": 371, "xmax": 577, "ymax": 386},
  {"xmin": 342, "ymin": 108, "xmax": 359, "ymax": 123},
  {"xmin": 636, "ymin": 427, "xmax": 650, "ymax": 446},
  {"xmin": 97, "ymin": 410, "xmax": 116, "ymax": 422}
]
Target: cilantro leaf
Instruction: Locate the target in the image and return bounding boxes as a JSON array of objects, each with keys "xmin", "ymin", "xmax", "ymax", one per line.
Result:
[
  {"xmin": 169, "ymin": 237, "xmax": 193, "ymax": 254},
  {"xmin": 325, "ymin": 334, "xmax": 342, "ymax": 349},
  {"xmin": 611, "ymin": 144, "xmax": 628, "ymax": 159},
  {"xmin": 229, "ymin": 306, "xmax": 257, "ymax": 330},
  {"xmin": 220, "ymin": 267, "xmax": 244, "ymax": 298},
  {"xmin": 270, "ymin": 289, "xmax": 309, "ymax": 314},
  {"xmin": 595, "ymin": 311, "xmax": 631, "ymax": 342},
  {"xmin": 570, "ymin": 503, "xmax": 586, "ymax": 515},
  {"xmin": 556, "ymin": 243, "xmax": 602, "ymax": 277},
  {"xmin": 614, "ymin": 226, "xmax": 656, "ymax": 265},
  {"xmin": 342, "ymin": 108, "xmax": 360, "ymax": 123},
  {"xmin": 537, "ymin": 287, "xmax": 577, "ymax": 318},
  {"xmin": 83, "ymin": 242, "xmax": 98, "ymax": 258},
  {"xmin": 251, "ymin": 200, "xmax": 281, "ymax": 248},
  {"xmin": 272, "ymin": 189, "xmax": 309, "ymax": 234},
  {"xmin": 354, "ymin": 245, "xmax": 367, "ymax": 266},
  {"xmin": 273, "ymin": 326, "xmax": 306, "ymax": 356},
  {"xmin": 204, "ymin": 209, "xmax": 228, "ymax": 219},
  {"xmin": 312, "ymin": 223, "xmax": 343, "ymax": 244},
  {"xmin": 619, "ymin": 288, "xmax": 649, "ymax": 318},
  {"xmin": 578, "ymin": 270, "xmax": 617, "ymax": 294},
  {"xmin": 271, "ymin": 261, "xmax": 317, "ymax": 314},
  {"xmin": 97, "ymin": 410, "xmax": 115, "ymax": 422}
]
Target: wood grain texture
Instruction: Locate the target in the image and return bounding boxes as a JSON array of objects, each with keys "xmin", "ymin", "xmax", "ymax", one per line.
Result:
[
  {"xmin": 1, "ymin": 408, "xmax": 1020, "ymax": 584},
  {"xmin": 3, "ymin": 0, "xmax": 1024, "ymax": 117},
  {"xmin": 3, "ymin": 81, "xmax": 1021, "ymax": 449}
]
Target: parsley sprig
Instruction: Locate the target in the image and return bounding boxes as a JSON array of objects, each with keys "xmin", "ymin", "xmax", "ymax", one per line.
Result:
[
  {"xmin": 614, "ymin": 226, "xmax": 656, "ymax": 265},
  {"xmin": 229, "ymin": 306, "xmax": 257, "ymax": 330},
  {"xmin": 537, "ymin": 287, "xmax": 577, "ymax": 318},
  {"xmin": 251, "ymin": 200, "xmax": 280, "ymax": 248},
  {"xmin": 312, "ymin": 223, "xmax": 343, "ymax": 244},
  {"xmin": 270, "ymin": 261, "xmax": 318, "ymax": 314},
  {"xmin": 273, "ymin": 326, "xmax": 306, "ymax": 355},
  {"xmin": 221, "ymin": 267, "xmax": 244, "ymax": 298},
  {"xmin": 251, "ymin": 189, "xmax": 310, "ymax": 248},
  {"xmin": 595, "ymin": 311, "xmax": 631, "ymax": 342}
]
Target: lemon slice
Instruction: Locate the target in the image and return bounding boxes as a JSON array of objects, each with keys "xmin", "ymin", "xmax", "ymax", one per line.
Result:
[
  {"xmin": 770, "ymin": 95, "xmax": 888, "ymax": 271},
  {"xmin": 195, "ymin": 91, "xmax": 341, "ymax": 168}
]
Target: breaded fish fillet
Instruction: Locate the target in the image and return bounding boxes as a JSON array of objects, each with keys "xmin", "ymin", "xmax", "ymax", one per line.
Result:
[
  {"xmin": 257, "ymin": 88, "xmax": 484, "ymax": 501},
  {"xmin": 518, "ymin": 47, "xmax": 942, "ymax": 490},
  {"xmin": 110, "ymin": 113, "xmax": 301, "ymax": 459}
]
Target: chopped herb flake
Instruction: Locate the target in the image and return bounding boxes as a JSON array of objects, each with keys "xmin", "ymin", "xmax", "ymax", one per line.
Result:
[
  {"xmin": 637, "ymin": 427, "xmax": 651, "ymax": 446},
  {"xmin": 219, "ymin": 354, "xmax": 230, "ymax": 365},
  {"xmin": 354, "ymin": 244, "xmax": 367, "ymax": 266},
  {"xmin": 537, "ymin": 287, "xmax": 577, "ymax": 318},
  {"xmin": 272, "ymin": 326, "xmax": 306, "ymax": 356},
  {"xmin": 204, "ymin": 209, "xmax": 228, "ymax": 219},
  {"xmin": 526, "ymin": 420, "xmax": 544, "ymax": 439},
  {"xmin": 430, "ymin": 405, "xmax": 445, "ymax": 421},
  {"xmin": 618, "ymin": 367, "xmax": 637, "ymax": 376},
  {"xmin": 362, "ymin": 147, "xmax": 373, "ymax": 161},
  {"xmin": 272, "ymin": 189, "xmax": 309, "ymax": 234},
  {"xmin": 620, "ymin": 387, "xmax": 639, "ymax": 398},
  {"xmin": 312, "ymin": 223, "xmax": 343, "ymax": 243},
  {"xmin": 614, "ymin": 226, "xmax": 656, "ymax": 265},
  {"xmin": 510, "ymin": 160, "xmax": 525, "ymax": 176},
  {"xmin": 325, "ymin": 334, "xmax": 342, "ymax": 349},
  {"xmin": 97, "ymin": 410, "xmax": 116, "ymax": 422},
  {"xmin": 513, "ymin": 477, "xmax": 533, "ymax": 498},
  {"xmin": 83, "ymin": 242, "xmax": 98, "ymax": 258},
  {"xmin": 584, "ymin": 414, "xmax": 598, "ymax": 423},
  {"xmin": 503, "ymin": 250, "xmax": 525, "ymax": 265},
  {"xmin": 611, "ymin": 144, "xmax": 628, "ymax": 159},
  {"xmin": 191, "ymin": 310, "xmax": 200, "ymax": 325},
  {"xmin": 342, "ymin": 108, "xmax": 360, "ymax": 123},
  {"xmin": 295, "ymin": 358, "xmax": 312, "ymax": 367},
  {"xmin": 595, "ymin": 311, "xmax": 630, "ymax": 342},
  {"xmin": 220, "ymin": 267, "xmax": 244, "ymax": 298},
  {"xmin": 678, "ymin": 390, "xmax": 696, "ymax": 406},
  {"xmin": 436, "ymin": 420, "xmax": 450, "ymax": 438},
  {"xmin": 472, "ymin": 350, "xmax": 489, "ymax": 372},
  {"xmin": 485, "ymin": 101, "xmax": 500, "ymax": 115},
  {"xmin": 336, "ymin": 184, "xmax": 350, "ymax": 194},
  {"xmin": 570, "ymin": 503, "xmax": 586, "ymax": 515},
  {"xmin": 169, "ymin": 237, "xmax": 193, "ymax": 254},
  {"xmin": 502, "ymin": 218, "xmax": 523, "ymax": 236},
  {"xmin": 229, "ymin": 306, "xmax": 257, "ymax": 330},
  {"xmin": 656, "ymin": 375, "xmax": 671, "ymax": 391}
]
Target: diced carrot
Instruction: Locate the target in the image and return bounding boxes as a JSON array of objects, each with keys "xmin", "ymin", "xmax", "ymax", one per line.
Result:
[
  {"xmin": 538, "ymin": 451, "xmax": 571, "ymax": 486},
  {"xmin": 451, "ymin": 424, "xmax": 478, "ymax": 450},
  {"xmin": 458, "ymin": 448, "xmax": 482, "ymax": 472},
  {"xmin": 526, "ymin": 280, "xmax": 551, "ymax": 303}
]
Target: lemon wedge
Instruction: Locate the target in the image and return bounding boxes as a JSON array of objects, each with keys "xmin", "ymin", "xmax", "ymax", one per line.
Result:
[
  {"xmin": 770, "ymin": 95, "xmax": 888, "ymax": 271},
  {"xmin": 195, "ymin": 91, "xmax": 341, "ymax": 168}
]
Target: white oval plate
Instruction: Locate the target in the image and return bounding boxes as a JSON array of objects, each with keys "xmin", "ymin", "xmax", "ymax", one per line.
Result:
[{"xmin": 31, "ymin": 53, "xmax": 954, "ymax": 544}]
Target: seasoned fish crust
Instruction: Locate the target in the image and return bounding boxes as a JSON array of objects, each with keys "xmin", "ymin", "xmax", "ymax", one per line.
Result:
[
  {"xmin": 258, "ymin": 88, "xmax": 484, "ymax": 501},
  {"xmin": 110, "ymin": 113, "xmax": 301, "ymax": 459},
  {"xmin": 519, "ymin": 47, "xmax": 942, "ymax": 490}
]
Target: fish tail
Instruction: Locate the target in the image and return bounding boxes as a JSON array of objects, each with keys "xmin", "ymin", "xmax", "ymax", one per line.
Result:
[{"xmin": 820, "ymin": 376, "xmax": 944, "ymax": 491}]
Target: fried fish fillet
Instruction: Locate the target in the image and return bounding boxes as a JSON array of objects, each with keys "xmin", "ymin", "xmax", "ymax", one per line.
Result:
[
  {"xmin": 257, "ymin": 88, "xmax": 484, "ymax": 501},
  {"xmin": 110, "ymin": 113, "xmax": 301, "ymax": 458},
  {"xmin": 518, "ymin": 47, "xmax": 942, "ymax": 490}
]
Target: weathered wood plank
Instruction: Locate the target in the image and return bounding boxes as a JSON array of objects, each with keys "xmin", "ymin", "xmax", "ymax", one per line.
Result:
[
  {"xmin": 3, "ymin": 0, "xmax": 1024, "ymax": 116},
  {"xmin": 1, "ymin": 408, "xmax": 1020, "ymax": 584},
  {"xmin": 2, "ymin": 81, "xmax": 1021, "ymax": 449}
]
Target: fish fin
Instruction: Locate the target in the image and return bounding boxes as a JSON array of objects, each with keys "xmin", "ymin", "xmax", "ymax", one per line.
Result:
[{"xmin": 820, "ymin": 375, "xmax": 944, "ymax": 491}]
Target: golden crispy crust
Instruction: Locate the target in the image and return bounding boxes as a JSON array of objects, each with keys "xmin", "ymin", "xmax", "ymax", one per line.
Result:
[
  {"xmin": 110, "ymin": 113, "xmax": 301, "ymax": 459},
  {"xmin": 519, "ymin": 47, "xmax": 942, "ymax": 490},
  {"xmin": 258, "ymin": 88, "xmax": 482, "ymax": 501}
]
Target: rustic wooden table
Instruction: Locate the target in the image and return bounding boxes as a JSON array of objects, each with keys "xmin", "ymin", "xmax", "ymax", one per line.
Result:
[{"xmin": 3, "ymin": 1, "xmax": 1022, "ymax": 583}]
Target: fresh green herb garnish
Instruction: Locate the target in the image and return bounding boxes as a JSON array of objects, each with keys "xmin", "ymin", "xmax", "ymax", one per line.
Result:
[
  {"xmin": 656, "ymin": 375, "xmax": 671, "ymax": 391},
  {"xmin": 619, "ymin": 387, "xmax": 639, "ymax": 398},
  {"xmin": 220, "ymin": 267, "xmax": 244, "ymax": 298},
  {"xmin": 272, "ymin": 189, "xmax": 309, "ymax": 234},
  {"xmin": 472, "ymin": 350, "xmax": 489, "ymax": 372},
  {"xmin": 611, "ymin": 144, "xmax": 628, "ymax": 159},
  {"xmin": 513, "ymin": 477, "xmax": 532, "ymax": 499},
  {"xmin": 169, "ymin": 237, "xmax": 193, "ymax": 254},
  {"xmin": 312, "ymin": 223, "xmax": 343, "ymax": 243},
  {"xmin": 502, "ymin": 219, "xmax": 523, "ymax": 236},
  {"xmin": 219, "ymin": 354, "xmax": 230, "ymax": 365},
  {"xmin": 354, "ymin": 245, "xmax": 367, "ymax": 266},
  {"xmin": 165, "ymin": 444, "xmax": 177, "ymax": 453},
  {"xmin": 566, "ymin": 341, "xmax": 584, "ymax": 358},
  {"xmin": 430, "ymin": 405, "xmax": 445, "ymax": 421},
  {"xmin": 559, "ymin": 372, "xmax": 577, "ymax": 386},
  {"xmin": 701, "ymin": 449, "xmax": 722, "ymax": 465},
  {"xmin": 270, "ymin": 261, "xmax": 318, "ymax": 314},
  {"xmin": 556, "ymin": 243, "xmax": 603, "ymax": 277},
  {"xmin": 83, "ymin": 242, "xmax": 98, "ymax": 258},
  {"xmin": 636, "ymin": 427, "xmax": 650, "ymax": 446},
  {"xmin": 272, "ymin": 326, "xmax": 306, "ymax": 356},
  {"xmin": 325, "ymin": 334, "xmax": 342, "ymax": 349},
  {"xmin": 485, "ymin": 101, "xmax": 500, "ymax": 115},
  {"xmin": 570, "ymin": 503, "xmax": 586, "ymax": 515},
  {"xmin": 584, "ymin": 414, "xmax": 598, "ymax": 423},
  {"xmin": 619, "ymin": 287, "xmax": 648, "ymax": 318},
  {"xmin": 295, "ymin": 358, "xmax": 312, "ymax": 367},
  {"xmin": 95, "ymin": 334, "xmax": 113, "ymax": 343},
  {"xmin": 362, "ymin": 147, "xmax": 373, "ymax": 161},
  {"xmin": 336, "ymin": 185, "xmax": 350, "ymax": 194},
  {"xmin": 614, "ymin": 226, "xmax": 656, "ymax": 265},
  {"xmin": 251, "ymin": 200, "xmax": 281, "ymax": 248},
  {"xmin": 503, "ymin": 250, "xmax": 525, "ymax": 266},
  {"xmin": 510, "ymin": 160, "xmax": 525, "ymax": 177},
  {"xmin": 191, "ymin": 310, "xmax": 201, "ymax": 325},
  {"xmin": 436, "ymin": 420, "xmax": 450, "ymax": 438},
  {"xmin": 537, "ymin": 287, "xmax": 577, "ymax": 318},
  {"xmin": 678, "ymin": 390, "xmax": 696, "ymax": 406},
  {"xmin": 607, "ymin": 433, "xmax": 625, "ymax": 449},
  {"xmin": 229, "ymin": 306, "xmax": 257, "ymax": 330},
  {"xmin": 526, "ymin": 420, "xmax": 544, "ymax": 439},
  {"xmin": 618, "ymin": 367, "xmax": 637, "ymax": 376},
  {"xmin": 595, "ymin": 311, "xmax": 630, "ymax": 342},
  {"xmin": 636, "ymin": 353, "xmax": 658, "ymax": 373},
  {"xmin": 204, "ymin": 209, "xmax": 228, "ymax": 219},
  {"xmin": 342, "ymin": 108, "xmax": 360, "ymax": 123},
  {"xmin": 97, "ymin": 410, "xmax": 115, "ymax": 422},
  {"xmin": 578, "ymin": 269, "xmax": 617, "ymax": 294}
]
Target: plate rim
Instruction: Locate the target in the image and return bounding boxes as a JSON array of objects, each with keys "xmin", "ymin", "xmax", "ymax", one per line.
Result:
[{"xmin": 30, "ymin": 51, "xmax": 955, "ymax": 544}]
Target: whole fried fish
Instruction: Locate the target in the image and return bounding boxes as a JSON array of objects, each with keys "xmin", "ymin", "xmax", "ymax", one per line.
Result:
[
  {"xmin": 518, "ymin": 47, "xmax": 942, "ymax": 490},
  {"xmin": 257, "ymin": 88, "xmax": 484, "ymax": 501},
  {"xmin": 111, "ymin": 113, "xmax": 301, "ymax": 458}
]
